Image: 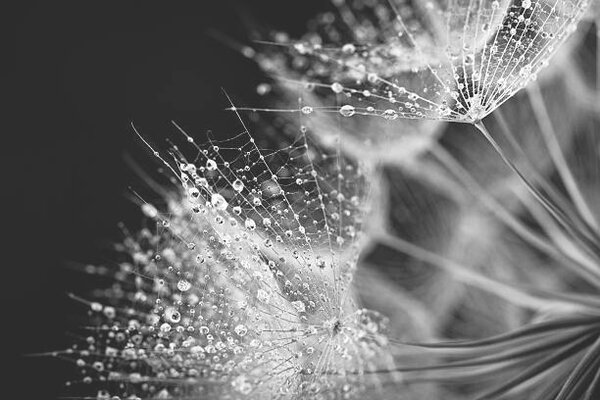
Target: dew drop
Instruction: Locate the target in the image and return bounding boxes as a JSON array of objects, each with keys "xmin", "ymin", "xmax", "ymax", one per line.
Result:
[
  {"xmin": 367, "ymin": 73, "xmax": 378, "ymax": 83},
  {"xmin": 339, "ymin": 105, "xmax": 356, "ymax": 117},
  {"xmin": 244, "ymin": 218, "xmax": 256, "ymax": 231},
  {"xmin": 341, "ymin": 43, "xmax": 356, "ymax": 54},
  {"xmin": 234, "ymin": 324, "xmax": 248, "ymax": 336},
  {"xmin": 331, "ymin": 82, "xmax": 344, "ymax": 94},
  {"xmin": 164, "ymin": 307, "xmax": 181, "ymax": 323},
  {"xmin": 291, "ymin": 301, "xmax": 306, "ymax": 313},
  {"xmin": 256, "ymin": 83, "xmax": 271, "ymax": 95},
  {"xmin": 177, "ymin": 279, "xmax": 191, "ymax": 292},
  {"xmin": 141, "ymin": 204, "xmax": 158, "ymax": 219},
  {"xmin": 206, "ymin": 159, "xmax": 217, "ymax": 171},
  {"xmin": 232, "ymin": 179, "xmax": 244, "ymax": 192},
  {"xmin": 382, "ymin": 109, "xmax": 398, "ymax": 120},
  {"xmin": 301, "ymin": 106, "xmax": 314, "ymax": 115},
  {"xmin": 257, "ymin": 289, "xmax": 271, "ymax": 303},
  {"xmin": 211, "ymin": 193, "xmax": 228, "ymax": 211}
]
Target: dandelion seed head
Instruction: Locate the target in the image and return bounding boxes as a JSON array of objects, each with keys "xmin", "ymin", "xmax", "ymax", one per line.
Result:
[
  {"xmin": 63, "ymin": 120, "xmax": 399, "ymax": 399},
  {"xmin": 260, "ymin": 0, "xmax": 590, "ymax": 123}
]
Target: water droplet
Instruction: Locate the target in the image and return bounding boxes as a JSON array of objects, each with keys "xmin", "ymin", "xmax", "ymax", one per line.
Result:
[
  {"xmin": 244, "ymin": 218, "xmax": 256, "ymax": 231},
  {"xmin": 256, "ymin": 83, "xmax": 271, "ymax": 95},
  {"xmin": 234, "ymin": 324, "xmax": 248, "ymax": 336},
  {"xmin": 141, "ymin": 204, "xmax": 158, "ymax": 218},
  {"xmin": 103, "ymin": 306, "xmax": 116, "ymax": 319},
  {"xmin": 164, "ymin": 307, "xmax": 181, "ymax": 323},
  {"xmin": 301, "ymin": 106, "xmax": 313, "ymax": 115},
  {"xmin": 331, "ymin": 82, "xmax": 344, "ymax": 94},
  {"xmin": 291, "ymin": 300, "xmax": 306, "ymax": 313},
  {"xmin": 177, "ymin": 279, "xmax": 191, "ymax": 292},
  {"xmin": 211, "ymin": 193, "xmax": 228, "ymax": 211},
  {"xmin": 382, "ymin": 109, "xmax": 398, "ymax": 120},
  {"xmin": 257, "ymin": 289, "xmax": 271, "ymax": 303},
  {"xmin": 232, "ymin": 179, "xmax": 244, "ymax": 192},
  {"xmin": 188, "ymin": 187, "xmax": 200, "ymax": 199},
  {"xmin": 339, "ymin": 105, "xmax": 356, "ymax": 117},
  {"xmin": 341, "ymin": 43, "xmax": 356, "ymax": 54},
  {"xmin": 206, "ymin": 159, "xmax": 217, "ymax": 171}
]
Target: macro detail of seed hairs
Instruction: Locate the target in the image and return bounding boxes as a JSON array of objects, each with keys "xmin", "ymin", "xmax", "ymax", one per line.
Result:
[{"xmin": 19, "ymin": 1, "xmax": 600, "ymax": 399}]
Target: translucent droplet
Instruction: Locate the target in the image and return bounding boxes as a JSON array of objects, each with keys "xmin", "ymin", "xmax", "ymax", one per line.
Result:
[
  {"xmin": 331, "ymin": 82, "xmax": 344, "ymax": 94},
  {"xmin": 244, "ymin": 218, "xmax": 256, "ymax": 231},
  {"xmin": 301, "ymin": 106, "xmax": 314, "ymax": 115},
  {"xmin": 341, "ymin": 43, "xmax": 356, "ymax": 54},
  {"xmin": 291, "ymin": 300, "xmax": 306, "ymax": 313},
  {"xmin": 188, "ymin": 187, "xmax": 200, "ymax": 199},
  {"xmin": 206, "ymin": 159, "xmax": 217, "ymax": 171},
  {"xmin": 164, "ymin": 307, "xmax": 181, "ymax": 323},
  {"xmin": 257, "ymin": 289, "xmax": 271, "ymax": 303},
  {"xmin": 232, "ymin": 179, "xmax": 244, "ymax": 192},
  {"xmin": 141, "ymin": 204, "xmax": 158, "ymax": 219},
  {"xmin": 177, "ymin": 279, "xmax": 191, "ymax": 292},
  {"xmin": 211, "ymin": 193, "xmax": 228, "ymax": 211},
  {"xmin": 383, "ymin": 109, "xmax": 398, "ymax": 120},
  {"xmin": 234, "ymin": 324, "xmax": 248, "ymax": 336},
  {"xmin": 256, "ymin": 83, "xmax": 271, "ymax": 95},
  {"xmin": 339, "ymin": 105, "xmax": 356, "ymax": 117},
  {"xmin": 103, "ymin": 306, "xmax": 116, "ymax": 319}
]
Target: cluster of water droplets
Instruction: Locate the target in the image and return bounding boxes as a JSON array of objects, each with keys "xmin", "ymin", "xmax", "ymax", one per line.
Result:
[
  {"xmin": 257, "ymin": 0, "xmax": 589, "ymax": 123},
  {"xmin": 62, "ymin": 123, "xmax": 398, "ymax": 399}
]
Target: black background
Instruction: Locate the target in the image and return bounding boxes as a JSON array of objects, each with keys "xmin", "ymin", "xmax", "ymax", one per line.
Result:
[{"xmin": 6, "ymin": 2, "xmax": 326, "ymax": 398}]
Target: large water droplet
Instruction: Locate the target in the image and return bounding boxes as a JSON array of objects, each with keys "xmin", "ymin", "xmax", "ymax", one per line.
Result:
[
  {"xmin": 211, "ymin": 193, "xmax": 228, "ymax": 211},
  {"xmin": 339, "ymin": 105, "xmax": 356, "ymax": 117},
  {"xmin": 234, "ymin": 324, "xmax": 248, "ymax": 336},
  {"xmin": 232, "ymin": 179, "xmax": 244, "ymax": 192},
  {"xmin": 177, "ymin": 279, "xmax": 191, "ymax": 292},
  {"xmin": 331, "ymin": 82, "xmax": 344, "ymax": 94}
]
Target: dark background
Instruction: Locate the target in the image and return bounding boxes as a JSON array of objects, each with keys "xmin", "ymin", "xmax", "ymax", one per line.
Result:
[{"xmin": 6, "ymin": 2, "xmax": 326, "ymax": 398}]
